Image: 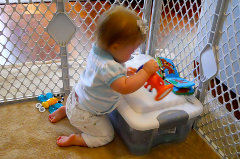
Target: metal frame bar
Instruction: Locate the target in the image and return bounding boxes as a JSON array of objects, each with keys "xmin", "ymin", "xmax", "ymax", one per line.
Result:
[
  {"xmin": 139, "ymin": 0, "xmax": 152, "ymax": 54},
  {"xmin": 146, "ymin": 0, "xmax": 163, "ymax": 57}
]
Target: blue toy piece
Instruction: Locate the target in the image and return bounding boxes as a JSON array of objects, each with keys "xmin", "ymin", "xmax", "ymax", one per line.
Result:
[
  {"xmin": 49, "ymin": 103, "xmax": 63, "ymax": 114},
  {"xmin": 37, "ymin": 94, "xmax": 48, "ymax": 102},
  {"xmin": 54, "ymin": 102, "xmax": 63, "ymax": 109},
  {"xmin": 37, "ymin": 92, "xmax": 64, "ymax": 114},
  {"xmin": 46, "ymin": 92, "xmax": 53, "ymax": 99},
  {"xmin": 49, "ymin": 106, "xmax": 57, "ymax": 114}
]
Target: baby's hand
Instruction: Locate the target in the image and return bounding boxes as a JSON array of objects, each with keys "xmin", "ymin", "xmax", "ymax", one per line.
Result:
[
  {"xmin": 127, "ymin": 67, "xmax": 137, "ymax": 76},
  {"xmin": 142, "ymin": 59, "xmax": 159, "ymax": 76}
]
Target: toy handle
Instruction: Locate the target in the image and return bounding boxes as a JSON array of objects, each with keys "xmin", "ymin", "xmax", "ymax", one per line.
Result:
[
  {"xmin": 137, "ymin": 64, "xmax": 159, "ymax": 74},
  {"xmin": 136, "ymin": 64, "xmax": 144, "ymax": 73},
  {"xmin": 137, "ymin": 64, "xmax": 164, "ymax": 79}
]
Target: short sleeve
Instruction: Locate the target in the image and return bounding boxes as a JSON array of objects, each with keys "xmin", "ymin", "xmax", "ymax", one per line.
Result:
[{"xmin": 101, "ymin": 60, "xmax": 127, "ymax": 86}]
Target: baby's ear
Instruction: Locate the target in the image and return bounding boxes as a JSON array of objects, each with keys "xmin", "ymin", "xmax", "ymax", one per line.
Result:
[{"xmin": 110, "ymin": 43, "xmax": 120, "ymax": 51}]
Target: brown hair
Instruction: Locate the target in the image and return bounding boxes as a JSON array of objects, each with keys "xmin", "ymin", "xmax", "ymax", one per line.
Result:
[{"xmin": 94, "ymin": 6, "xmax": 147, "ymax": 48}]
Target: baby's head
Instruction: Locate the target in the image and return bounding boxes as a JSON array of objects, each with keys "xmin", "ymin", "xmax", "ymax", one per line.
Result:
[{"xmin": 95, "ymin": 6, "xmax": 148, "ymax": 63}]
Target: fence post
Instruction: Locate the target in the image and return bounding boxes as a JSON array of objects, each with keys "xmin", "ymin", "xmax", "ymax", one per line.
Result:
[
  {"xmin": 195, "ymin": 0, "xmax": 226, "ymax": 103},
  {"xmin": 139, "ymin": 0, "xmax": 153, "ymax": 54},
  {"xmin": 146, "ymin": 0, "xmax": 163, "ymax": 57},
  {"xmin": 60, "ymin": 47, "xmax": 70, "ymax": 95},
  {"xmin": 47, "ymin": 0, "xmax": 77, "ymax": 95}
]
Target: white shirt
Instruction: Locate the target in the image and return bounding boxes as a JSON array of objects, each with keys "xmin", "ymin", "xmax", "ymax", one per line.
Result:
[{"xmin": 75, "ymin": 42, "xmax": 127, "ymax": 115}]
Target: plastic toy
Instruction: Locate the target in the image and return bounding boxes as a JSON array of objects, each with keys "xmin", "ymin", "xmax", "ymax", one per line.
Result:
[
  {"xmin": 48, "ymin": 103, "xmax": 63, "ymax": 114},
  {"xmin": 137, "ymin": 65, "xmax": 173, "ymax": 101},
  {"xmin": 42, "ymin": 97, "xmax": 59, "ymax": 108},
  {"xmin": 172, "ymin": 86, "xmax": 194, "ymax": 95},
  {"xmin": 36, "ymin": 93, "xmax": 64, "ymax": 113},
  {"xmin": 157, "ymin": 57, "xmax": 195, "ymax": 95}
]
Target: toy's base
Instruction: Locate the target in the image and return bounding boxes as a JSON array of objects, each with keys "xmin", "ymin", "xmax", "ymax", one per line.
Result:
[
  {"xmin": 172, "ymin": 91, "xmax": 194, "ymax": 95},
  {"xmin": 155, "ymin": 85, "xmax": 173, "ymax": 101},
  {"xmin": 172, "ymin": 87, "xmax": 194, "ymax": 95}
]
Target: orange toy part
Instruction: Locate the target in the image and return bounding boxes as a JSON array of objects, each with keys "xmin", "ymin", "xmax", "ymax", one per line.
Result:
[
  {"xmin": 51, "ymin": 97, "xmax": 58, "ymax": 105},
  {"xmin": 144, "ymin": 73, "xmax": 174, "ymax": 101},
  {"xmin": 47, "ymin": 98, "xmax": 55, "ymax": 106}
]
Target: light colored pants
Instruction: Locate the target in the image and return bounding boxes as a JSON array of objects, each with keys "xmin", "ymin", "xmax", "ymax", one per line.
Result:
[{"xmin": 66, "ymin": 87, "xmax": 114, "ymax": 148}]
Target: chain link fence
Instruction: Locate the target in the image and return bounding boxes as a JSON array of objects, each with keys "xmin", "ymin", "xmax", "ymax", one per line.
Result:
[
  {"xmin": 0, "ymin": 1, "xmax": 62, "ymax": 103},
  {"xmin": 0, "ymin": 0, "xmax": 149, "ymax": 103},
  {"xmin": 148, "ymin": 0, "xmax": 240, "ymax": 158}
]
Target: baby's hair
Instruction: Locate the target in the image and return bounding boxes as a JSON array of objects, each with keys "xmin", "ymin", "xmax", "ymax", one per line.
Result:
[{"xmin": 94, "ymin": 6, "xmax": 147, "ymax": 48}]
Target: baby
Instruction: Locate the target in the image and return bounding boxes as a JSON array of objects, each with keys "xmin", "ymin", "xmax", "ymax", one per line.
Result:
[{"xmin": 49, "ymin": 6, "xmax": 159, "ymax": 148}]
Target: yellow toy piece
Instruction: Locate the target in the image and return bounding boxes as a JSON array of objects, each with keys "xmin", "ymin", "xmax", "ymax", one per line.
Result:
[
  {"xmin": 40, "ymin": 94, "xmax": 64, "ymax": 110},
  {"xmin": 42, "ymin": 102, "xmax": 49, "ymax": 108}
]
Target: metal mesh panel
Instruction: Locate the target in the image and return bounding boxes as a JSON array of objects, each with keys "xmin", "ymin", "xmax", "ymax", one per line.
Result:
[
  {"xmin": 0, "ymin": 1, "xmax": 63, "ymax": 104},
  {"xmin": 149, "ymin": 0, "xmax": 240, "ymax": 158},
  {"xmin": 151, "ymin": 0, "xmax": 201, "ymax": 84},
  {"xmin": 0, "ymin": 0, "xmax": 149, "ymax": 104},
  {"xmin": 195, "ymin": 0, "xmax": 240, "ymax": 158},
  {"xmin": 65, "ymin": 0, "xmax": 111, "ymax": 87}
]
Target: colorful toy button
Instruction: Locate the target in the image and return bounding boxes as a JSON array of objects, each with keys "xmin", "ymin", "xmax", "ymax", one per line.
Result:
[
  {"xmin": 39, "ymin": 106, "xmax": 46, "ymax": 112},
  {"xmin": 36, "ymin": 103, "xmax": 42, "ymax": 109}
]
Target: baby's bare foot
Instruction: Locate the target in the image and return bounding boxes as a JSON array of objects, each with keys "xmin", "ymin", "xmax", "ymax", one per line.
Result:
[
  {"xmin": 57, "ymin": 134, "xmax": 88, "ymax": 147},
  {"xmin": 48, "ymin": 106, "xmax": 67, "ymax": 123}
]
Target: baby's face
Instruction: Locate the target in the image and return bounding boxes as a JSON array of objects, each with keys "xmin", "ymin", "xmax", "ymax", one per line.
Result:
[{"xmin": 111, "ymin": 39, "xmax": 142, "ymax": 63}]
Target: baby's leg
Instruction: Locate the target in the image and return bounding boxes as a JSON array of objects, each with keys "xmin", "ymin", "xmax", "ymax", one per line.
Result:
[
  {"xmin": 48, "ymin": 106, "xmax": 67, "ymax": 123},
  {"xmin": 57, "ymin": 134, "xmax": 88, "ymax": 147},
  {"xmin": 57, "ymin": 114, "xmax": 114, "ymax": 148}
]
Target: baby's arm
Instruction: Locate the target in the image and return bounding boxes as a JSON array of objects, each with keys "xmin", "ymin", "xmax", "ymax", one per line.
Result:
[{"xmin": 110, "ymin": 59, "xmax": 159, "ymax": 94}]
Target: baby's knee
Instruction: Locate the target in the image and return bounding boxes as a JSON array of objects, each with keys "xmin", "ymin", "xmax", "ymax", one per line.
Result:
[
  {"xmin": 103, "ymin": 131, "xmax": 114, "ymax": 144},
  {"xmin": 97, "ymin": 130, "xmax": 114, "ymax": 147},
  {"xmin": 87, "ymin": 134, "xmax": 114, "ymax": 147}
]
